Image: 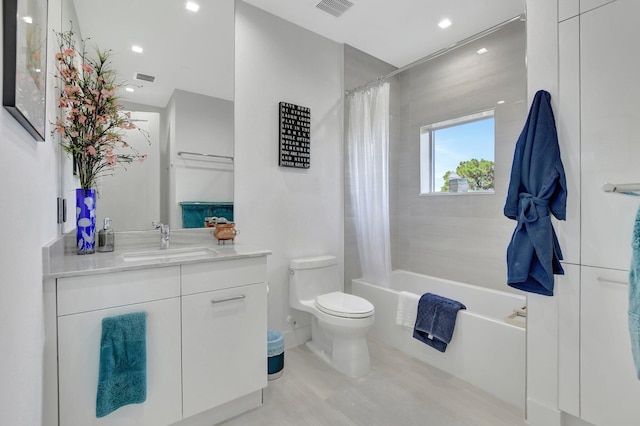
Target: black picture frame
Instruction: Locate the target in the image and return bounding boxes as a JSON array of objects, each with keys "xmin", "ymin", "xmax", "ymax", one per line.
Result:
[
  {"xmin": 2, "ymin": 0, "xmax": 48, "ymax": 141},
  {"xmin": 278, "ymin": 102, "xmax": 311, "ymax": 169}
]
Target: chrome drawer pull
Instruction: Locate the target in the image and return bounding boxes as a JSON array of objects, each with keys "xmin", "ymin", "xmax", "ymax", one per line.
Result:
[{"xmin": 211, "ymin": 295, "xmax": 246, "ymax": 304}]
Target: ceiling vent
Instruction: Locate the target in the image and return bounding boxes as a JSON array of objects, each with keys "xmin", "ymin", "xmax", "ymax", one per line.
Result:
[
  {"xmin": 316, "ymin": 0, "xmax": 354, "ymax": 18},
  {"xmin": 134, "ymin": 72, "xmax": 155, "ymax": 83}
]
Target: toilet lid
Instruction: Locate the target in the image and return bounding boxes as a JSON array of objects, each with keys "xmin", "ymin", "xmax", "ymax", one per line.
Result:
[{"xmin": 315, "ymin": 292, "xmax": 374, "ymax": 318}]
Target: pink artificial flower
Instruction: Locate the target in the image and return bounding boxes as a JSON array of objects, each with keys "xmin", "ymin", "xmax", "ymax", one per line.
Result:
[
  {"xmin": 87, "ymin": 146, "xmax": 96, "ymax": 156},
  {"xmin": 81, "ymin": 63, "xmax": 93, "ymax": 73},
  {"xmin": 106, "ymin": 154, "xmax": 117, "ymax": 167},
  {"xmin": 139, "ymin": 154, "xmax": 148, "ymax": 163}
]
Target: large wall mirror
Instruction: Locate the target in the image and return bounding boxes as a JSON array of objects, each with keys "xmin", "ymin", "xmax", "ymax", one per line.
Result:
[{"xmin": 61, "ymin": 0, "xmax": 235, "ymax": 232}]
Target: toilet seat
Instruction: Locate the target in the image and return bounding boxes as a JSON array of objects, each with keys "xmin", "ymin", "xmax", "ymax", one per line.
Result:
[{"xmin": 315, "ymin": 292, "xmax": 374, "ymax": 318}]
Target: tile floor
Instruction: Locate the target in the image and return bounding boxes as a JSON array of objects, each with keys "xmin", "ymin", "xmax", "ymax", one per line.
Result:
[{"xmin": 220, "ymin": 338, "xmax": 527, "ymax": 426}]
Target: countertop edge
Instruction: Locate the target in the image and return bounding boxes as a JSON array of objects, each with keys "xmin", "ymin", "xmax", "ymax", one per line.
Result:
[
  {"xmin": 43, "ymin": 231, "xmax": 272, "ymax": 279},
  {"xmin": 43, "ymin": 249, "xmax": 273, "ymax": 280}
]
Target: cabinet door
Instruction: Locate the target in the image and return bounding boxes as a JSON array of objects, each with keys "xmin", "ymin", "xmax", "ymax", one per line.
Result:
[
  {"xmin": 581, "ymin": 266, "xmax": 640, "ymax": 426},
  {"xmin": 182, "ymin": 282, "xmax": 267, "ymax": 418},
  {"xmin": 58, "ymin": 298, "xmax": 182, "ymax": 426}
]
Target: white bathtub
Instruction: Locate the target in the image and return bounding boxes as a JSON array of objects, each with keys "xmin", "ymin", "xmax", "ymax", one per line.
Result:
[{"xmin": 352, "ymin": 270, "xmax": 526, "ymax": 410}]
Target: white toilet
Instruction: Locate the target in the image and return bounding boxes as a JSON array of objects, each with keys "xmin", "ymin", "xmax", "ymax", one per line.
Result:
[{"xmin": 289, "ymin": 255, "xmax": 375, "ymax": 378}]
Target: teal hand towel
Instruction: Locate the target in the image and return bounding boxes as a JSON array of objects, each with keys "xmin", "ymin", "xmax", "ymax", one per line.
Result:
[
  {"xmin": 630, "ymin": 207, "xmax": 640, "ymax": 379},
  {"xmin": 96, "ymin": 312, "xmax": 147, "ymax": 418}
]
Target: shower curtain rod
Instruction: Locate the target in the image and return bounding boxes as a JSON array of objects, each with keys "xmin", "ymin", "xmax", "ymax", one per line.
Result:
[{"xmin": 345, "ymin": 13, "xmax": 526, "ymax": 96}]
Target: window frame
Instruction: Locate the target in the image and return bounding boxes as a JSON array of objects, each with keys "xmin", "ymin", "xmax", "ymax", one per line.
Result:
[{"xmin": 419, "ymin": 109, "xmax": 496, "ymax": 196}]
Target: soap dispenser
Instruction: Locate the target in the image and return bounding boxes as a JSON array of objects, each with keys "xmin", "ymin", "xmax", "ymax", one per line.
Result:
[{"xmin": 97, "ymin": 217, "xmax": 115, "ymax": 252}]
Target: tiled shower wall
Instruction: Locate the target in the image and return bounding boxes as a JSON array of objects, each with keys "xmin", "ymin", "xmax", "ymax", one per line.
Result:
[{"xmin": 345, "ymin": 20, "xmax": 527, "ymax": 292}]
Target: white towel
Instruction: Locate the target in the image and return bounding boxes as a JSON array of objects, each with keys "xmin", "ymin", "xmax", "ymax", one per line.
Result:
[{"xmin": 396, "ymin": 291, "xmax": 421, "ymax": 328}]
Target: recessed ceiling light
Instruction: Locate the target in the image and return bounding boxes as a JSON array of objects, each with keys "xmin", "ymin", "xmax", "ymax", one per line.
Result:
[
  {"xmin": 438, "ymin": 19, "xmax": 452, "ymax": 29},
  {"xmin": 186, "ymin": 1, "xmax": 200, "ymax": 12},
  {"xmin": 477, "ymin": 48, "xmax": 488, "ymax": 55},
  {"xmin": 22, "ymin": 16, "xmax": 33, "ymax": 24},
  {"xmin": 497, "ymin": 100, "xmax": 505, "ymax": 104},
  {"xmin": 131, "ymin": 45, "xmax": 143, "ymax": 54},
  {"xmin": 126, "ymin": 87, "xmax": 135, "ymax": 93}
]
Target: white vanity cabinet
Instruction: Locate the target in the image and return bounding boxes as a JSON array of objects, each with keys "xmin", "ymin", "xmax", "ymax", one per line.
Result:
[
  {"xmin": 181, "ymin": 258, "xmax": 268, "ymax": 418},
  {"xmin": 56, "ymin": 267, "xmax": 183, "ymax": 426},
  {"xmin": 48, "ymin": 252, "xmax": 269, "ymax": 426}
]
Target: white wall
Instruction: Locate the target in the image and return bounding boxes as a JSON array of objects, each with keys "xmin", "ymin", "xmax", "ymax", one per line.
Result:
[
  {"xmin": 0, "ymin": 0, "xmax": 62, "ymax": 424},
  {"xmin": 95, "ymin": 111, "xmax": 161, "ymax": 231},
  {"xmin": 235, "ymin": 2, "xmax": 344, "ymax": 347},
  {"xmin": 167, "ymin": 89, "xmax": 234, "ymax": 228}
]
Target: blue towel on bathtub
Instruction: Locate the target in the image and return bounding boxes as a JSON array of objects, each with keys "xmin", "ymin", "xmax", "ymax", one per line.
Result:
[
  {"xmin": 96, "ymin": 312, "xmax": 147, "ymax": 418},
  {"xmin": 413, "ymin": 293, "xmax": 466, "ymax": 353},
  {"xmin": 629, "ymin": 206, "xmax": 640, "ymax": 379}
]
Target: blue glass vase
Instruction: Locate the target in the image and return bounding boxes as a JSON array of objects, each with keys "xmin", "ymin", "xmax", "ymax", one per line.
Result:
[{"xmin": 76, "ymin": 188, "xmax": 97, "ymax": 255}]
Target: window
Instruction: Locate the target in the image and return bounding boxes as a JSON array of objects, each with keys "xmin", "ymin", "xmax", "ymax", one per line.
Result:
[{"xmin": 420, "ymin": 110, "xmax": 495, "ymax": 195}]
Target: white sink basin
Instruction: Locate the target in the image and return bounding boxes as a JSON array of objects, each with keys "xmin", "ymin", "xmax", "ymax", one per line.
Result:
[{"xmin": 122, "ymin": 247, "xmax": 218, "ymax": 262}]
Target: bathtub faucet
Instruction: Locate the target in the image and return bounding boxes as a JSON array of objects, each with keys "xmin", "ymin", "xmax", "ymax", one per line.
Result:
[{"xmin": 152, "ymin": 222, "xmax": 170, "ymax": 249}]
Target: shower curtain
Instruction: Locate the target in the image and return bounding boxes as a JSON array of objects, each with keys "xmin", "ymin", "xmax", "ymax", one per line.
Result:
[{"xmin": 347, "ymin": 82, "xmax": 392, "ymax": 287}]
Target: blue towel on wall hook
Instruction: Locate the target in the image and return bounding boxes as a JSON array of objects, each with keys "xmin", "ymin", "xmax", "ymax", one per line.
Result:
[
  {"xmin": 629, "ymin": 207, "xmax": 640, "ymax": 379},
  {"xmin": 413, "ymin": 293, "xmax": 466, "ymax": 353},
  {"xmin": 96, "ymin": 312, "xmax": 147, "ymax": 418},
  {"xmin": 504, "ymin": 90, "xmax": 567, "ymax": 296}
]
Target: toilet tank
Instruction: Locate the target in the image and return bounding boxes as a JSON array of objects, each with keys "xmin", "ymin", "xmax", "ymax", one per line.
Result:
[{"xmin": 289, "ymin": 256, "xmax": 342, "ymax": 306}]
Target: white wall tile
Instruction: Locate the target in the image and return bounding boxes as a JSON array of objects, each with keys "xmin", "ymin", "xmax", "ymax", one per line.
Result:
[
  {"xmin": 526, "ymin": 0, "xmax": 559, "ymax": 103},
  {"xmin": 580, "ymin": 266, "xmax": 640, "ymax": 425},
  {"xmin": 557, "ymin": 17, "xmax": 581, "ymax": 266},
  {"xmin": 580, "ymin": 0, "xmax": 616, "ymax": 14},
  {"xmin": 526, "ymin": 291, "xmax": 561, "ymax": 426},
  {"xmin": 524, "ymin": 1, "xmax": 562, "ymax": 424},
  {"xmin": 557, "ymin": 264, "xmax": 580, "ymax": 417},
  {"xmin": 580, "ymin": 0, "xmax": 640, "ymax": 270},
  {"xmin": 559, "ymin": 0, "xmax": 580, "ymax": 21}
]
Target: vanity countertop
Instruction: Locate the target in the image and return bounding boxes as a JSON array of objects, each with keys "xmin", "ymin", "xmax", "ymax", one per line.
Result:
[{"xmin": 43, "ymin": 229, "xmax": 271, "ymax": 279}]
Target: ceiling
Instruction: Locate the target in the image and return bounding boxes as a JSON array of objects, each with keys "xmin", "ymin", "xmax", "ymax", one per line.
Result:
[
  {"xmin": 70, "ymin": 0, "xmax": 525, "ymax": 108},
  {"xmin": 71, "ymin": 0, "xmax": 235, "ymax": 108},
  {"xmin": 243, "ymin": 0, "xmax": 525, "ymax": 68}
]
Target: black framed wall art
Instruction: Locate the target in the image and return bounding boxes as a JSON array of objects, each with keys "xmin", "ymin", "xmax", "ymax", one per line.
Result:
[
  {"xmin": 279, "ymin": 102, "xmax": 310, "ymax": 169},
  {"xmin": 2, "ymin": 0, "xmax": 48, "ymax": 141}
]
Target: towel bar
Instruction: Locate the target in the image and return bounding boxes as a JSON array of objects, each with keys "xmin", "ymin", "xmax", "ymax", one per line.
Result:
[
  {"xmin": 178, "ymin": 151, "xmax": 234, "ymax": 162},
  {"xmin": 601, "ymin": 182, "xmax": 640, "ymax": 195},
  {"xmin": 596, "ymin": 277, "xmax": 628, "ymax": 286}
]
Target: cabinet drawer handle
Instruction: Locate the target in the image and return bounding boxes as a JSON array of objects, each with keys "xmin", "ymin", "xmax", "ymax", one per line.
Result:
[{"xmin": 211, "ymin": 295, "xmax": 246, "ymax": 304}]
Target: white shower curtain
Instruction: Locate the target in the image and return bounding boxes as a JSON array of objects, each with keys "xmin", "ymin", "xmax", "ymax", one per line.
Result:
[{"xmin": 347, "ymin": 82, "xmax": 392, "ymax": 287}]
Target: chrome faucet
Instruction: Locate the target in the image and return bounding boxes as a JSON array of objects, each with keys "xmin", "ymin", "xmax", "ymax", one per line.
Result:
[{"xmin": 152, "ymin": 222, "xmax": 170, "ymax": 249}]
